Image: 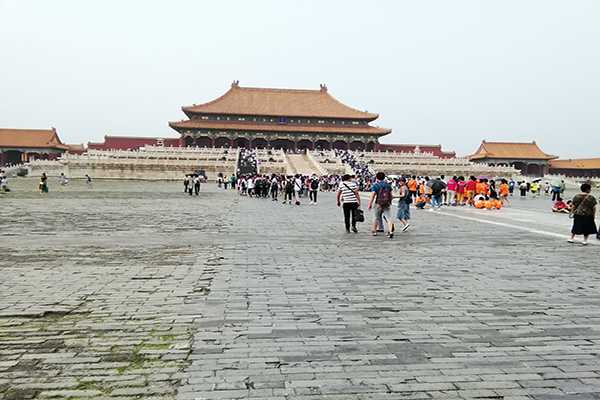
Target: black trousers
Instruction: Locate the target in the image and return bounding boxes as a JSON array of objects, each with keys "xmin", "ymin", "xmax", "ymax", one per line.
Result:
[
  {"xmin": 342, "ymin": 202, "xmax": 359, "ymax": 230},
  {"xmin": 271, "ymin": 188, "xmax": 278, "ymax": 200},
  {"xmin": 309, "ymin": 190, "xmax": 318, "ymax": 202}
]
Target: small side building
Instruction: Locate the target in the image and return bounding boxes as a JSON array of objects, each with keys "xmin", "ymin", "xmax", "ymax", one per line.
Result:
[
  {"xmin": 549, "ymin": 158, "xmax": 600, "ymax": 179},
  {"xmin": 374, "ymin": 143, "xmax": 456, "ymax": 159},
  {"xmin": 469, "ymin": 140, "xmax": 557, "ymax": 176},
  {"xmin": 88, "ymin": 135, "xmax": 182, "ymax": 151},
  {"xmin": 0, "ymin": 128, "xmax": 69, "ymax": 165}
]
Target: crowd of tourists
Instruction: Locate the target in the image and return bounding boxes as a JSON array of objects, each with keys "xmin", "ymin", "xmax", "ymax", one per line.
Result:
[
  {"xmin": 235, "ymin": 174, "xmax": 322, "ymax": 205},
  {"xmin": 221, "ymin": 171, "xmax": 598, "ymax": 244},
  {"xmin": 335, "ymin": 149, "xmax": 373, "ymax": 181},
  {"xmin": 237, "ymin": 149, "xmax": 257, "ymax": 175}
]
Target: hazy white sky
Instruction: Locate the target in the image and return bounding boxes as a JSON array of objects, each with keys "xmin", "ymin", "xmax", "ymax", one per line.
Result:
[{"xmin": 1, "ymin": 0, "xmax": 599, "ymax": 157}]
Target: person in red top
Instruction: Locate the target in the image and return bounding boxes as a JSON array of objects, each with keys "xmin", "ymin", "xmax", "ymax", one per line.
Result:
[
  {"xmin": 552, "ymin": 197, "xmax": 570, "ymax": 214},
  {"xmin": 465, "ymin": 176, "xmax": 477, "ymax": 205},
  {"xmin": 446, "ymin": 176, "xmax": 457, "ymax": 205}
]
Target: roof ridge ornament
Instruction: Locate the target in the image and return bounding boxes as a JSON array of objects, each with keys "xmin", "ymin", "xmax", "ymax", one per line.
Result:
[
  {"xmin": 231, "ymin": 80, "xmax": 240, "ymax": 88},
  {"xmin": 320, "ymin": 83, "xmax": 328, "ymax": 92}
]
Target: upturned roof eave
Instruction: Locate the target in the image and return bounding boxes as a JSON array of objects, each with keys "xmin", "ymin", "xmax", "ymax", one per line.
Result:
[{"xmin": 180, "ymin": 107, "xmax": 379, "ymax": 121}]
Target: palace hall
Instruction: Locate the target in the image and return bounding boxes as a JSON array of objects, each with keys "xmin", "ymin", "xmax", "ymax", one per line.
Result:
[
  {"xmin": 169, "ymin": 81, "xmax": 391, "ymax": 151},
  {"xmin": 469, "ymin": 140, "xmax": 557, "ymax": 177}
]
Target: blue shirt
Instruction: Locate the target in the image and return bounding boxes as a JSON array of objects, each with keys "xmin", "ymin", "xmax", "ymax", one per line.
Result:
[{"xmin": 371, "ymin": 181, "xmax": 391, "ymax": 194}]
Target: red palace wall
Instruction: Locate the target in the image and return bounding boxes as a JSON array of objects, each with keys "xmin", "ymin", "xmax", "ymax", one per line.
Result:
[{"xmin": 88, "ymin": 136, "xmax": 181, "ymax": 151}]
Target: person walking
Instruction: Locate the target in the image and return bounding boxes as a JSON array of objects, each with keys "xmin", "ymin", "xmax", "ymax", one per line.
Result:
[
  {"xmin": 0, "ymin": 169, "xmax": 8, "ymax": 193},
  {"xmin": 368, "ymin": 172, "xmax": 395, "ymax": 238},
  {"xmin": 39, "ymin": 172, "xmax": 49, "ymax": 193},
  {"xmin": 283, "ymin": 177, "xmax": 294, "ymax": 205},
  {"xmin": 429, "ymin": 177, "xmax": 446, "ymax": 210},
  {"xmin": 293, "ymin": 174, "xmax": 303, "ymax": 205},
  {"xmin": 519, "ymin": 181, "xmax": 528, "ymax": 198},
  {"xmin": 193, "ymin": 175, "xmax": 201, "ymax": 196},
  {"xmin": 309, "ymin": 174, "xmax": 319, "ymax": 205},
  {"xmin": 270, "ymin": 175, "xmax": 279, "ymax": 201},
  {"xmin": 568, "ymin": 182, "xmax": 597, "ymax": 245},
  {"xmin": 396, "ymin": 177, "xmax": 411, "ymax": 232},
  {"xmin": 183, "ymin": 175, "xmax": 190, "ymax": 193},
  {"xmin": 337, "ymin": 174, "xmax": 360, "ymax": 233}
]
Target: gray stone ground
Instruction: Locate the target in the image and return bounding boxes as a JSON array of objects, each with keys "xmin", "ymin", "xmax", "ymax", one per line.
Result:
[{"xmin": 1, "ymin": 178, "xmax": 599, "ymax": 400}]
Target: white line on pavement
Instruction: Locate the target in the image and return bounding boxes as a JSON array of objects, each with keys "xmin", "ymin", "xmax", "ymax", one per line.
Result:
[
  {"xmin": 434, "ymin": 209, "xmax": 598, "ymax": 246},
  {"xmin": 359, "ymin": 194, "xmax": 598, "ymax": 246}
]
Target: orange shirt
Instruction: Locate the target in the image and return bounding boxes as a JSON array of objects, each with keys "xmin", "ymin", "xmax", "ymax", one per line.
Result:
[
  {"xmin": 418, "ymin": 183, "xmax": 425, "ymax": 194},
  {"xmin": 408, "ymin": 179, "xmax": 417, "ymax": 191},
  {"xmin": 475, "ymin": 182, "xmax": 484, "ymax": 194},
  {"xmin": 499, "ymin": 183, "xmax": 509, "ymax": 196}
]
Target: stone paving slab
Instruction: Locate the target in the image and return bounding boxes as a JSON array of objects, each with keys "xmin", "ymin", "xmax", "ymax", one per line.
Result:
[{"xmin": 1, "ymin": 180, "xmax": 599, "ymax": 399}]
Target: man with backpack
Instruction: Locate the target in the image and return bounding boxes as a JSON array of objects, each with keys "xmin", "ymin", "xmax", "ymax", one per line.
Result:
[
  {"xmin": 430, "ymin": 177, "xmax": 446, "ymax": 210},
  {"xmin": 368, "ymin": 172, "xmax": 395, "ymax": 238},
  {"xmin": 283, "ymin": 177, "xmax": 294, "ymax": 205},
  {"xmin": 309, "ymin": 174, "xmax": 319, "ymax": 205}
]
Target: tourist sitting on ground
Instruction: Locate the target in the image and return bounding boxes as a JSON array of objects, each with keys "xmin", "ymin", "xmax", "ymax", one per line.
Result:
[
  {"xmin": 414, "ymin": 193, "xmax": 428, "ymax": 209},
  {"xmin": 473, "ymin": 193, "xmax": 486, "ymax": 209},
  {"xmin": 552, "ymin": 197, "xmax": 571, "ymax": 213}
]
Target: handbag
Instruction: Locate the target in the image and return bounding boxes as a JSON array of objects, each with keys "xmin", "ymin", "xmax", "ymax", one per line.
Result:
[
  {"xmin": 355, "ymin": 208, "xmax": 365, "ymax": 223},
  {"xmin": 343, "ymin": 183, "xmax": 364, "ymax": 223}
]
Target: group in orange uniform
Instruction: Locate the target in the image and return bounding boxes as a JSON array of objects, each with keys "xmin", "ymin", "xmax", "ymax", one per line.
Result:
[{"xmin": 406, "ymin": 175, "xmax": 512, "ymax": 211}]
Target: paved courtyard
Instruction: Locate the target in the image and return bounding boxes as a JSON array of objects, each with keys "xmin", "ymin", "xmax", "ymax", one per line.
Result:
[{"xmin": 1, "ymin": 179, "xmax": 599, "ymax": 400}]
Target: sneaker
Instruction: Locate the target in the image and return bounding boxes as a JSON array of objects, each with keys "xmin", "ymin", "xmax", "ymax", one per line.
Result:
[
  {"xmin": 582, "ymin": 241, "xmax": 589, "ymax": 246},
  {"xmin": 402, "ymin": 224, "xmax": 410, "ymax": 232},
  {"xmin": 346, "ymin": 229, "xmax": 351, "ymax": 233},
  {"xmin": 351, "ymin": 227, "xmax": 358, "ymax": 233},
  {"xmin": 372, "ymin": 231, "xmax": 377, "ymax": 236},
  {"xmin": 567, "ymin": 239, "xmax": 575, "ymax": 243},
  {"xmin": 388, "ymin": 232, "xmax": 394, "ymax": 239}
]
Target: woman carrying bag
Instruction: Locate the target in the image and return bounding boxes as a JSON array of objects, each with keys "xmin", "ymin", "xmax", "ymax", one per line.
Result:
[
  {"xmin": 569, "ymin": 182, "xmax": 597, "ymax": 245},
  {"xmin": 336, "ymin": 174, "xmax": 362, "ymax": 233}
]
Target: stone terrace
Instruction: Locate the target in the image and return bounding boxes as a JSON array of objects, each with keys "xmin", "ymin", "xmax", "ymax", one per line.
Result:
[{"xmin": 0, "ymin": 179, "xmax": 599, "ymax": 400}]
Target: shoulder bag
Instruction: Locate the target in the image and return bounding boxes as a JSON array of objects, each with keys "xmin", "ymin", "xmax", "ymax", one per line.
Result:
[{"xmin": 343, "ymin": 183, "xmax": 364, "ymax": 223}]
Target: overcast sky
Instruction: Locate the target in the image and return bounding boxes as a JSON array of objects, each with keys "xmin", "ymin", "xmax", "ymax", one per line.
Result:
[{"xmin": 1, "ymin": 0, "xmax": 599, "ymax": 157}]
